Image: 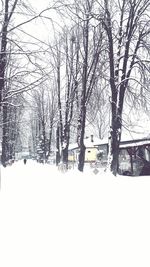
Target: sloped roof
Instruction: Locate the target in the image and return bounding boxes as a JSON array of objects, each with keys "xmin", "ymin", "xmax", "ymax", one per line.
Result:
[
  {"xmin": 69, "ymin": 134, "xmax": 150, "ymax": 150},
  {"xmin": 68, "ymin": 136, "xmax": 107, "ymax": 150},
  {"xmin": 120, "ymin": 138, "xmax": 150, "ymax": 148},
  {"xmin": 84, "ymin": 136, "xmax": 107, "ymax": 147}
]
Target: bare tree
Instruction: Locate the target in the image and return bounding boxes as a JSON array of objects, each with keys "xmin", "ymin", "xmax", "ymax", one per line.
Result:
[
  {"xmin": 61, "ymin": 29, "xmax": 80, "ymax": 167},
  {"xmin": 0, "ymin": 0, "xmax": 62, "ymax": 165},
  {"xmin": 96, "ymin": 0, "xmax": 150, "ymax": 175},
  {"xmin": 0, "ymin": 0, "xmax": 18, "ymax": 106},
  {"xmin": 71, "ymin": 0, "xmax": 104, "ymax": 171},
  {"xmin": 31, "ymin": 87, "xmax": 50, "ymax": 162},
  {"xmin": 49, "ymin": 28, "xmax": 79, "ymax": 168}
]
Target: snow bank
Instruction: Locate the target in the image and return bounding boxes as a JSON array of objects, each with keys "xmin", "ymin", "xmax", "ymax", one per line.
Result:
[{"xmin": 0, "ymin": 160, "xmax": 150, "ymax": 267}]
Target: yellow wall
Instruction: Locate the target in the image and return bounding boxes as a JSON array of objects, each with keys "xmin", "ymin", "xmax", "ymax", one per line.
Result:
[
  {"xmin": 68, "ymin": 154, "xmax": 75, "ymax": 162},
  {"xmin": 68, "ymin": 151, "xmax": 76, "ymax": 162},
  {"xmin": 68, "ymin": 147, "xmax": 98, "ymax": 162},
  {"xmin": 85, "ymin": 147, "xmax": 97, "ymax": 162}
]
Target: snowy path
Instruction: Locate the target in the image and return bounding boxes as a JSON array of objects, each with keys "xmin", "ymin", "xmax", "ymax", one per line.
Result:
[{"xmin": 0, "ymin": 161, "xmax": 150, "ymax": 267}]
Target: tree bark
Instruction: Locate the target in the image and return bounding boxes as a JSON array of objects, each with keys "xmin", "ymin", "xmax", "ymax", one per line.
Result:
[
  {"xmin": 77, "ymin": 102, "xmax": 86, "ymax": 172},
  {"xmin": 1, "ymin": 104, "xmax": 9, "ymax": 166},
  {"xmin": 56, "ymin": 124, "xmax": 60, "ymax": 166},
  {"xmin": 0, "ymin": 0, "xmax": 9, "ymax": 105}
]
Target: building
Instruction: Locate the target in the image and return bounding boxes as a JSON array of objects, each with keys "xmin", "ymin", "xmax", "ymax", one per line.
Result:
[
  {"xmin": 68, "ymin": 135, "xmax": 150, "ymax": 176},
  {"xmin": 68, "ymin": 135, "xmax": 107, "ymax": 163}
]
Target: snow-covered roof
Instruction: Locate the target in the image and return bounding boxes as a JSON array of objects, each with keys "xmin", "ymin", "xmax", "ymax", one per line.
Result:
[
  {"xmin": 84, "ymin": 136, "xmax": 108, "ymax": 147},
  {"xmin": 120, "ymin": 139, "xmax": 150, "ymax": 148},
  {"xmin": 68, "ymin": 136, "xmax": 108, "ymax": 150},
  {"xmin": 68, "ymin": 143, "xmax": 78, "ymax": 150},
  {"xmin": 69, "ymin": 135, "xmax": 150, "ymax": 150}
]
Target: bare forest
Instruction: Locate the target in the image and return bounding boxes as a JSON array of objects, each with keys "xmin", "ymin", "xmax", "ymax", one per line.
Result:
[{"xmin": 0, "ymin": 0, "xmax": 149, "ymax": 175}]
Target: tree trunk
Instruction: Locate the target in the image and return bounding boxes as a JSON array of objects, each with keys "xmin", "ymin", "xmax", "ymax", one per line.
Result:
[
  {"xmin": 56, "ymin": 124, "xmax": 60, "ymax": 166},
  {"xmin": 47, "ymin": 121, "xmax": 53, "ymax": 158},
  {"xmin": 77, "ymin": 8, "xmax": 89, "ymax": 172},
  {"xmin": 78, "ymin": 142, "xmax": 86, "ymax": 172},
  {"xmin": 62, "ymin": 146, "xmax": 69, "ymax": 167},
  {"xmin": 77, "ymin": 103, "xmax": 86, "ymax": 172},
  {"xmin": 42, "ymin": 120, "xmax": 47, "ymax": 162},
  {"xmin": 1, "ymin": 104, "xmax": 9, "ymax": 167},
  {"xmin": 109, "ymin": 121, "xmax": 121, "ymax": 175},
  {"xmin": 0, "ymin": 0, "xmax": 8, "ymax": 106}
]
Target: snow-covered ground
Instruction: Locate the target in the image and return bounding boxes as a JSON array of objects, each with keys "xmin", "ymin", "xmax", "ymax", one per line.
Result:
[{"xmin": 0, "ymin": 160, "xmax": 150, "ymax": 267}]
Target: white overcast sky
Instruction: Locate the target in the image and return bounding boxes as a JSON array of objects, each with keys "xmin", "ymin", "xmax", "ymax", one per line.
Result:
[
  {"xmin": 24, "ymin": 0, "xmax": 65, "ymax": 43},
  {"xmin": 28, "ymin": 0, "xmax": 51, "ymax": 11}
]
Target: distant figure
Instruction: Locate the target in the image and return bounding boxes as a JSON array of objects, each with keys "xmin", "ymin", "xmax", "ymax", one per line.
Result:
[{"xmin": 23, "ymin": 159, "xmax": 27, "ymax": 165}]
